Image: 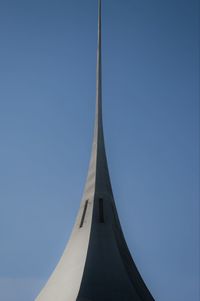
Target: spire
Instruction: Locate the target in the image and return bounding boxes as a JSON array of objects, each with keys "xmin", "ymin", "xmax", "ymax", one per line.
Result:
[
  {"xmin": 96, "ymin": 0, "xmax": 102, "ymax": 123},
  {"xmin": 86, "ymin": 0, "xmax": 112, "ymax": 198},
  {"xmin": 35, "ymin": 2, "xmax": 155, "ymax": 300},
  {"xmin": 94, "ymin": 0, "xmax": 104, "ymax": 150}
]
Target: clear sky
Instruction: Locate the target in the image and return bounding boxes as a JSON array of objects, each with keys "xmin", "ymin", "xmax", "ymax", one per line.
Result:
[{"xmin": 0, "ymin": 0, "xmax": 199, "ymax": 300}]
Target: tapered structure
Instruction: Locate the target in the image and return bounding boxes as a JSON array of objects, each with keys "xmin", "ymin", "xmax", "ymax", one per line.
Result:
[{"xmin": 35, "ymin": 1, "xmax": 155, "ymax": 300}]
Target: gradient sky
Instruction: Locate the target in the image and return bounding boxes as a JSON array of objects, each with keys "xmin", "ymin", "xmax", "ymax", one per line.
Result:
[{"xmin": 0, "ymin": 0, "xmax": 199, "ymax": 300}]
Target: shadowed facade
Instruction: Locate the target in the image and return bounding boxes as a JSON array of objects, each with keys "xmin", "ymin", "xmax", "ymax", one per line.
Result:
[{"xmin": 35, "ymin": 1, "xmax": 155, "ymax": 300}]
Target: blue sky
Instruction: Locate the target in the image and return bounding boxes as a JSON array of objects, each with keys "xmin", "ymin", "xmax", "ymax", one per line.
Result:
[{"xmin": 0, "ymin": 0, "xmax": 199, "ymax": 300}]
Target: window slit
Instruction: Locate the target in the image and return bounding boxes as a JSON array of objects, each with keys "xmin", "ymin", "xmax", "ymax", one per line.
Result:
[
  {"xmin": 99, "ymin": 198, "xmax": 104, "ymax": 223},
  {"xmin": 79, "ymin": 200, "xmax": 88, "ymax": 228}
]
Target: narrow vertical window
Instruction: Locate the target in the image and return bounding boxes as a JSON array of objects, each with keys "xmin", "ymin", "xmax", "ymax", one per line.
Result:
[
  {"xmin": 99, "ymin": 198, "xmax": 104, "ymax": 223},
  {"xmin": 79, "ymin": 200, "xmax": 88, "ymax": 228}
]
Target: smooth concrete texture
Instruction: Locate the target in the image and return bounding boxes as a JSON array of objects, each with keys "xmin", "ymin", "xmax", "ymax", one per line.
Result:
[{"xmin": 35, "ymin": 1, "xmax": 155, "ymax": 300}]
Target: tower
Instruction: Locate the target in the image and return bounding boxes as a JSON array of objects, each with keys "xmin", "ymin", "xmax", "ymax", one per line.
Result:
[{"xmin": 35, "ymin": 1, "xmax": 155, "ymax": 300}]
